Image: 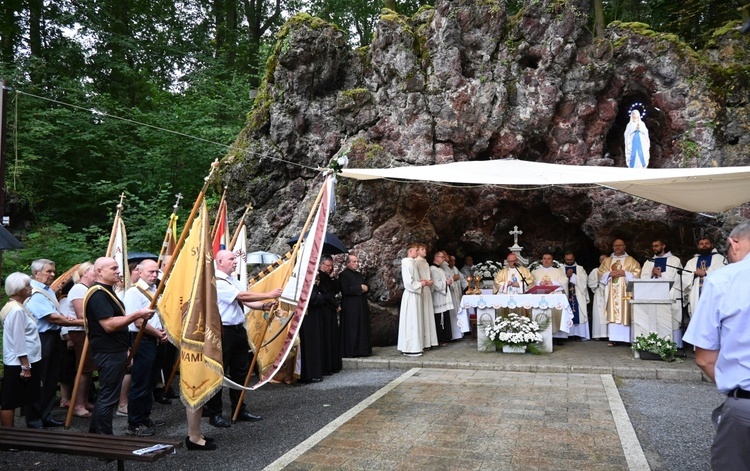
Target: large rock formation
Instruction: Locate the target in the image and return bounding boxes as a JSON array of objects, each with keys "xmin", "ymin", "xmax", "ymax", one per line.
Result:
[{"xmin": 221, "ymin": 0, "xmax": 750, "ymax": 345}]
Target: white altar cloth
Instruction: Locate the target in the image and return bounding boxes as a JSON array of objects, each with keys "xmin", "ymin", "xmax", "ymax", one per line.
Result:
[{"xmin": 460, "ymin": 294, "xmax": 573, "ymax": 353}]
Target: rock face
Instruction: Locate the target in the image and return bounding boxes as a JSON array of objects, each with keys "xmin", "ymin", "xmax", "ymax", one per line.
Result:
[{"xmin": 222, "ymin": 0, "xmax": 750, "ymax": 346}]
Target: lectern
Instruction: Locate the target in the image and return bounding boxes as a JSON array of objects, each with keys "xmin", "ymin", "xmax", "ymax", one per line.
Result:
[{"xmin": 627, "ymin": 280, "xmax": 674, "ymax": 359}]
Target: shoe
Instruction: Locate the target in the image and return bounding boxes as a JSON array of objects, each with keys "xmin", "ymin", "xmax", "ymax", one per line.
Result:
[
  {"xmin": 310, "ymin": 377, "xmax": 323, "ymax": 383},
  {"xmin": 202, "ymin": 436, "xmax": 215, "ymax": 443},
  {"xmin": 209, "ymin": 414, "xmax": 231, "ymax": 428},
  {"xmin": 26, "ymin": 421, "xmax": 43, "ymax": 429},
  {"xmin": 42, "ymin": 417, "xmax": 65, "ymax": 427},
  {"xmin": 73, "ymin": 409, "xmax": 92, "ymax": 418},
  {"xmin": 143, "ymin": 417, "xmax": 166, "ymax": 427},
  {"xmin": 164, "ymin": 389, "xmax": 179, "ymax": 399},
  {"xmin": 185, "ymin": 436, "xmax": 217, "ymax": 451},
  {"xmin": 153, "ymin": 395, "xmax": 173, "ymax": 405},
  {"xmin": 59, "ymin": 399, "xmax": 70, "ymax": 408},
  {"xmin": 402, "ymin": 352, "xmax": 423, "ymax": 357},
  {"xmin": 235, "ymin": 410, "xmax": 262, "ymax": 422},
  {"xmin": 126, "ymin": 424, "xmax": 155, "ymax": 437},
  {"xmin": 116, "ymin": 404, "xmax": 128, "ymax": 417}
]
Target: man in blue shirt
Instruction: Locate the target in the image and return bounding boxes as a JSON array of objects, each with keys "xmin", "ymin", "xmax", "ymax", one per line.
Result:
[
  {"xmin": 25, "ymin": 259, "xmax": 83, "ymax": 428},
  {"xmin": 684, "ymin": 220, "xmax": 750, "ymax": 469}
]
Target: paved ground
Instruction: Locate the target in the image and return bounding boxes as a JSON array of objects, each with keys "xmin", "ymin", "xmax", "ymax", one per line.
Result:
[{"xmin": 0, "ymin": 336, "xmax": 719, "ymax": 470}]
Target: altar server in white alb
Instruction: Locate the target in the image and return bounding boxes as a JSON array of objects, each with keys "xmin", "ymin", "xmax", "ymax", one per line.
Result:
[
  {"xmin": 588, "ymin": 254, "xmax": 608, "ymax": 339},
  {"xmin": 416, "ymin": 244, "xmax": 438, "ymax": 349},
  {"xmin": 562, "ymin": 251, "xmax": 590, "ymax": 340},
  {"xmin": 681, "ymin": 237, "xmax": 726, "ymax": 321},
  {"xmin": 640, "ymin": 239, "xmax": 684, "ymax": 347},
  {"xmin": 598, "ymin": 239, "xmax": 641, "ymax": 346},
  {"xmin": 441, "ymin": 252, "xmax": 463, "ymax": 340},
  {"xmin": 397, "ymin": 243, "xmax": 424, "ymax": 357}
]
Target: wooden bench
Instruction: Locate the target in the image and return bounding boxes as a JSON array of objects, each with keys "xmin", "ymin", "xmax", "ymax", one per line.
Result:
[{"xmin": 0, "ymin": 426, "xmax": 182, "ymax": 470}]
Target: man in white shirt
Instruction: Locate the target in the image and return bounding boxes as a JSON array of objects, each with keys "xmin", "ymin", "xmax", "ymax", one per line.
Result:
[
  {"xmin": 204, "ymin": 250, "xmax": 281, "ymax": 428},
  {"xmin": 124, "ymin": 259, "xmax": 167, "ymax": 436}
]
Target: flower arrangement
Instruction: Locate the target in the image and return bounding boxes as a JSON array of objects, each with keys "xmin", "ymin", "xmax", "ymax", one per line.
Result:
[
  {"xmin": 472, "ymin": 260, "xmax": 504, "ymax": 280},
  {"xmin": 632, "ymin": 332, "xmax": 679, "ymax": 361},
  {"xmin": 484, "ymin": 313, "xmax": 544, "ymax": 352}
]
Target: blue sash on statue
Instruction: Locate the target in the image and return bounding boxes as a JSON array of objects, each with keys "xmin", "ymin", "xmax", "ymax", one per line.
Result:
[
  {"xmin": 653, "ymin": 257, "xmax": 667, "ymax": 272},
  {"xmin": 629, "ymin": 131, "xmax": 646, "ymax": 167},
  {"xmin": 565, "ymin": 265, "xmax": 579, "ymax": 323}
]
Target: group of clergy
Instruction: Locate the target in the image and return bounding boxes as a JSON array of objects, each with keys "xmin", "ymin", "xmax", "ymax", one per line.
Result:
[
  {"xmin": 398, "ymin": 234, "xmax": 726, "ymax": 349},
  {"xmin": 590, "ymin": 237, "xmax": 726, "ymax": 347},
  {"xmin": 397, "ymin": 243, "xmax": 465, "ymax": 357}
]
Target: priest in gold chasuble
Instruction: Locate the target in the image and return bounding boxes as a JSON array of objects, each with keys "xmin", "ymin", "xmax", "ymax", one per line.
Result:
[{"xmin": 597, "ymin": 239, "xmax": 641, "ymax": 345}]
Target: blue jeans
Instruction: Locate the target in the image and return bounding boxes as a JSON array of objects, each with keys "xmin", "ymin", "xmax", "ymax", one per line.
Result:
[
  {"xmin": 90, "ymin": 351, "xmax": 127, "ymax": 434},
  {"xmin": 128, "ymin": 334, "xmax": 157, "ymax": 426}
]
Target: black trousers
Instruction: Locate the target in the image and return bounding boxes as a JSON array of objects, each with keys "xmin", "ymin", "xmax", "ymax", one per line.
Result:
[
  {"xmin": 204, "ymin": 324, "xmax": 252, "ymax": 416},
  {"xmin": 25, "ymin": 331, "xmax": 63, "ymax": 426}
]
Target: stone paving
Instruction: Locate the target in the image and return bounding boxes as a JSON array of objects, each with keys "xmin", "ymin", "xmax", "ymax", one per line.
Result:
[{"xmin": 264, "ymin": 336, "xmax": 703, "ymax": 470}]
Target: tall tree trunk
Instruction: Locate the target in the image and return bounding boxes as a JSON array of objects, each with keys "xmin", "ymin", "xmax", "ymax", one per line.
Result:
[
  {"xmin": 0, "ymin": 0, "xmax": 22, "ymax": 69},
  {"xmin": 28, "ymin": 0, "xmax": 43, "ymax": 84},
  {"xmin": 594, "ymin": 0, "xmax": 605, "ymax": 38}
]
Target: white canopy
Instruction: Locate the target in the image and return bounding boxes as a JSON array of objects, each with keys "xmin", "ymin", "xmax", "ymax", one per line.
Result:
[{"xmin": 340, "ymin": 160, "xmax": 750, "ymax": 213}]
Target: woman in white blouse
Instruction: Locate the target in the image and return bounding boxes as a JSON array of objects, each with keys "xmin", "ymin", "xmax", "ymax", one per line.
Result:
[{"xmin": 0, "ymin": 272, "xmax": 42, "ymax": 426}]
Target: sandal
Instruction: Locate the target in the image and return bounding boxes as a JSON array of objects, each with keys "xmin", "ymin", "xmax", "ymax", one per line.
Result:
[
  {"xmin": 607, "ymin": 342, "xmax": 617, "ymax": 347},
  {"xmin": 60, "ymin": 400, "xmax": 70, "ymax": 408},
  {"xmin": 73, "ymin": 409, "xmax": 92, "ymax": 418}
]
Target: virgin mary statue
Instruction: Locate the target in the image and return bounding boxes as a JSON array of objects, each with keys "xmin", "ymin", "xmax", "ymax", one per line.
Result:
[{"xmin": 624, "ymin": 110, "xmax": 650, "ymax": 168}]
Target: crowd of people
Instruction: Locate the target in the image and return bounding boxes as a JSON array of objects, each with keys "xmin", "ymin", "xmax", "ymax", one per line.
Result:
[
  {"xmin": 397, "ymin": 234, "xmax": 730, "ymax": 352},
  {"xmin": 0, "ymin": 250, "xmax": 375, "ymax": 450}
]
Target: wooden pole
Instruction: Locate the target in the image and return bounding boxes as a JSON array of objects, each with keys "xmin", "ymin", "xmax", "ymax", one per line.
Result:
[
  {"xmin": 232, "ymin": 178, "xmax": 329, "ymax": 422},
  {"xmin": 128, "ymin": 160, "xmax": 220, "ymax": 364},
  {"xmin": 65, "ymin": 322, "xmax": 90, "ymax": 429},
  {"xmin": 228, "ymin": 202, "xmax": 253, "ymax": 249},
  {"xmin": 157, "ymin": 193, "xmax": 183, "ymax": 263},
  {"xmin": 210, "ymin": 186, "xmax": 227, "ymax": 239}
]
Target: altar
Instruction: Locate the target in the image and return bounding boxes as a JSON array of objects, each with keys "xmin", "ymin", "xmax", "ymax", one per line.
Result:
[{"xmin": 460, "ymin": 294, "xmax": 573, "ymax": 353}]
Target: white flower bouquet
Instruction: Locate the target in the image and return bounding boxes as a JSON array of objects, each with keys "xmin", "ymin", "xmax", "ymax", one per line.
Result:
[
  {"xmin": 484, "ymin": 313, "xmax": 543, "ymax": 352},
  {"xmin": 632, "ymin": 332, "xmax": 679, "ymax": 361},
  {"xmin": 472, "ymin": 260, "xmax": 504, "ymax": 280}
]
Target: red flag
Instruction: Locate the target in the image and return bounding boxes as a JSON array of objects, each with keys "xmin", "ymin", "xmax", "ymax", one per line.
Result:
[{"xmin": 212, "ymin": 200, "xmax": 229, "ymax": 256}]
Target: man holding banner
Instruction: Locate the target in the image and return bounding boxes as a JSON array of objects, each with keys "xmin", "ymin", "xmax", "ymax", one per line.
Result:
[{"xmin": 203, "ymin": 249, "xmax": 281, "ymax": 428}]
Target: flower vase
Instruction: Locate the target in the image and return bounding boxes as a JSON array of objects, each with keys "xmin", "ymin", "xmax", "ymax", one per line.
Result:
[
  {"xmin": 637, "ymin": 350, "xmax": 662, "ymax": 361},
  {"xmin": 502, "ymin": 345, "xmax": 526, "ymax": 354}
]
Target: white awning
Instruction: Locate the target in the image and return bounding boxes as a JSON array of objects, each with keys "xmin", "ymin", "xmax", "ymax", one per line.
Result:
[{"xmin": 340, "ymin": 160, "xmax": 750, "ymax": 213}]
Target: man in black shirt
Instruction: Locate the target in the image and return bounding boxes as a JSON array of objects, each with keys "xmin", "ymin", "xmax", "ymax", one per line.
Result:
[{"xmin": 85, "ymin": 257, "xmax": 153, "ymax": 435}]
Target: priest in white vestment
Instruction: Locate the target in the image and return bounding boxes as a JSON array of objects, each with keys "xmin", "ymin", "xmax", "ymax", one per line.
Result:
[
  {"xmin": 681, "ymin": 237, "xmax": 727, "ymax": 321},
  {"xmin": 563, "ymin": 251, "xmax": 590, "ymax": 340},
  {"xmin": 532, "ymin": 253, "xmax": 568, "ymax": 340},
  {"xmin": 493, "ymin": 253, "xmax": 534, "ymax": 294},
  {"xmin": 460, "ymin": 255, "xmax": 474, "ymax": 279},
  {"xmin": 416, "ymin": 244, "xmax": 438, "ymax": 348},
  {"xmin": 598, "ymin": 239, "xmax": 642, "ymax": 345},
  {"xmin": 398, "ymin": 244, "xmax": 425, "ymax": 356},
  {"xmin": 448, "ymin": 255, "xmax": 467, "ymax": 338},
  {"xmin": 588, "ymin": 254, "xmax": 609, "ymax": 339},
  {"xmin": 641, "ymin": 239, "xmax": 685, "ymax": 346}
]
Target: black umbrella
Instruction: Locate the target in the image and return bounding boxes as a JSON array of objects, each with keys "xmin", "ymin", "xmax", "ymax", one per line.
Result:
[
  {"xmin": 127, "ymin": 252, "xmax": 159, "ymax": 264},
  {"xmin": 0, "ymin": 225, "xmax": 23, "ymax": 250},
  {"xmin": 287, "ymin": 232, "xmax": 348, "ymax": 255}
]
